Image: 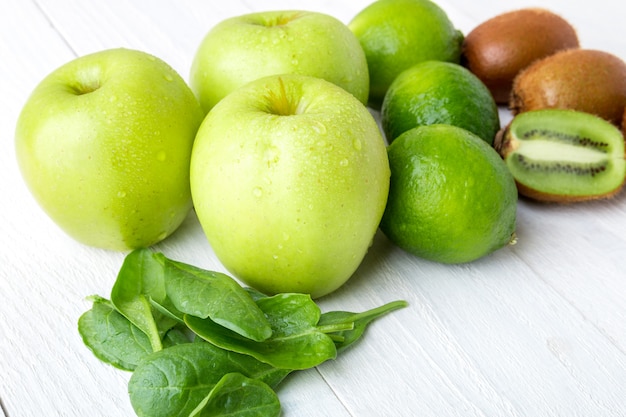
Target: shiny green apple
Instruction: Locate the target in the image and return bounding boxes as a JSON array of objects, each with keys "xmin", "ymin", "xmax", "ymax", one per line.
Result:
[
  {"xmin": 15, "ymin": 48, "xmax": 204, "ymax": 251},
  {"xmin": 189, "ymin": 10, "xmax": 369, "ymax": 113},
  {"xmin": 190, "ymin": 74, "xmax": 389, "ymax": 298}
]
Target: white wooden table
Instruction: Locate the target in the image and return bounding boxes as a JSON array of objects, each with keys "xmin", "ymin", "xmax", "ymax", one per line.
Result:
[{"xmin": 1, "ymin": 1, "xmax": 625, "ymax": 416}]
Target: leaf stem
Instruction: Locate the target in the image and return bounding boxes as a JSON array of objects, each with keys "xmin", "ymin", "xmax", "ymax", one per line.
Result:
[
  {"xmin": 348, "ymin": 300, "xmax": 408, "ymax": 323},
  {"xmin": 316, "ymin": 322, "xmax": 354, "ymax": 334}
]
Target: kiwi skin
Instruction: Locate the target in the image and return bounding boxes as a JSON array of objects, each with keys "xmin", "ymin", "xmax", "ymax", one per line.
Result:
[
  {"xmin": 462, "ymin": 8, "xmax": 579, "ymax": 104},
  {"xmin": 494, "ymin": 109, "xmax": 626, "ymax": 203},
  {"xmin": 510, "ymin": 49, "xmax": 626, "ymax": 126},
  {"xmin": 512, "ymin": 178, "xmax": 624, "ymax": 204}
]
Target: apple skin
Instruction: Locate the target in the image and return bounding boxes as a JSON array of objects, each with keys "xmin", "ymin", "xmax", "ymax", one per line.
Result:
[
  {"xmin": 190, "ymin": 74, "xmax": 390, "ymax": 298},
  {"xmin": 189, "ymin": 10, "xmax": 369, "ymax": 113},
  {"xmin": 15, "ymin": 48, "xmax": 204, "ymax": 251}
]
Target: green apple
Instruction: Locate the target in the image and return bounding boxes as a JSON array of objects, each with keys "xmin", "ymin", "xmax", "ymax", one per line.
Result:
[
  {"xmin": 190, "ymin": 74, "xmax": 389, "ymax": 298},
  {"xmin": 189, "ymin": 10, "xmax": 369, "ymax": 113},
  {"xmin": 15, "ymin": 48, "xmax": 204, "ymax": 251}
]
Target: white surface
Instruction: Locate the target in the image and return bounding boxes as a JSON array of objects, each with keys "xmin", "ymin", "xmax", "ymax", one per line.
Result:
[{"xmin": 1, "ymin": 1, "xmax": 626, "ymax": 416}]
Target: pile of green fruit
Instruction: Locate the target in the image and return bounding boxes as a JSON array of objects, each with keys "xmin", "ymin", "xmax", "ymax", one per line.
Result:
[
  {"xmin": 15, "ymin": 0, "xmax": 626, "ymax": 285},
  {"xmin": 15, "ymin": 9, "xmax": 391, "ymax": 298},
  {"xmin": 13, "ymin": 0, "xmax": 626, "ymax": 413}
]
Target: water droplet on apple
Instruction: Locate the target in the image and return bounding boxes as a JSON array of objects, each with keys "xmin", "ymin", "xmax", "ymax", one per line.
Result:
[
  {"xmin": 158, "ymin": 231, "xmax": 168, "ymax": 240},
  {"xmin": 117, "ymin": 191, "xmax": 126, "ymax": 198},
  {"xmin": 282, "ymin": 232, "xmax": 290, "ymax": 241},
  {"xmin": 353, "ymin": 139, "xmax": 362, "ymax": 151},
  {"xmin": 312, "ymin": 122, "xmax": 326, "ymax": 135},
  {"xmin": 264, "ymin": 147, "xmax": 279, "ymax": 165},
  {"xmin": 253, "ymin": 187, "xmax": 263, "ymax": 198},
  {"xmin": 272, "ymin": 254, "xmax": 279, "ymax": 260},
  {"xmin": 109, "ymin": 95, "xmax": 118, "ymax": 103},
  {"xmin": 291, "ymin": 58, "xmax": 299, "ymax": 66},
  {"xmin": 340, "ymin": 158, "xmax": 349, "ymax": 167},
  {"xmin": 163, "ymin": 73, "xmax": 173, "ymax": 82}
]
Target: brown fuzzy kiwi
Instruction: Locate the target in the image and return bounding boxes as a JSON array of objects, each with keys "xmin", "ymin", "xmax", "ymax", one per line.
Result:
[
  {"xmin": 510, "ymin": 49, "xmax": 626, "ymax": 125},
  {"xmin": 461, "ymin": 8, "xmax": 579, "ymax": 104}
]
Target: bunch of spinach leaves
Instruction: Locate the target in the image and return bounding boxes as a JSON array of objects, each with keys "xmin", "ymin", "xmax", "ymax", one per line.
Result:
[{"xmin": 78, "ymin": 248, "xmax": 407, "ymax": 417}]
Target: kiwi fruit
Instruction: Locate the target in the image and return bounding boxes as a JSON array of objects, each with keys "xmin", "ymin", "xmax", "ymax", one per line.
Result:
[
  {"xmin": 510, "ymin": 49, "xmax": 626, "ymax": 125},
  {"xmin": 494, "ymin": 109, "xmax": 626, "ymax": 203},
  {"xmin": 462, "ymin": 8, "xmax": 579, "ymax": 104}
]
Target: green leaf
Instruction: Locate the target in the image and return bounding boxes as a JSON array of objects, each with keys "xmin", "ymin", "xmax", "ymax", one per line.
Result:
[
  {"xmin": 186, "ymin": 293, "xmax": 339, "ymax": 370},
  {"xmin": 78, "ymin": 296, "xmax": 152, "ymax": 371},
  {"xmin": 162, "ymin": 326, "xmax": 192, "ymax": 347},
  {"xmin": 156, "ymin": 254, "xmax": 272, "ymax": 342},
  {"xmin": 149, "ymin": 295, "xmax": 185, "ymax": 323},
  {"xmin": 189, "ymin": 373, "xmax": 281, "ymax": 417},
  {"xmin": 243, "ymin": 287, "xmax": 270, "ymax": 302},
  {"xmin": 319, "ymin": 300, "xmax": 408, "ymax": 353},
  {"xmin": 128, "ymin": 342, "xmax": 289, "ymax": 417},
  {"xmin": 110, "ymin": 248, "xmax": 177, "ymax": 352}
]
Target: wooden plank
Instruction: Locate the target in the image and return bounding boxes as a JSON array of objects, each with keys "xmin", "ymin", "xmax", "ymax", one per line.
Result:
[
  {"xmin": 0, "ymin": 0, "xmax": 84, "ymax": 412},
  {"xmin": 314, "ymin": 227, "xmax": 626, "ymax": 416}
]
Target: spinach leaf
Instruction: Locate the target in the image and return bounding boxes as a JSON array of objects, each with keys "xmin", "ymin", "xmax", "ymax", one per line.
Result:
[
  {"xmin": 243, "ymin": 286, "xmax": 270, "ymax": 302},
  {"xmin": 162, "ymin": 325, "xmax": 193, "ymax": 347},
  {"xmin": 318, "ymin": 300, "xmax": 408, "ymax": 353},
  {"xmin": 78, "ymin": 296, "xmax": 152, "ymax": 371},
  {"xmin": 189, "ymin": 373, "xmax": 281, "ymax": 417},
  {"xmin": 128, "ymin": 342, "xmax": 288, "ymax": 417},
  {"xmin": 149, "ymin": 295, "xmax": 185, "ymax": 323},
  {"xmin": 186, "ymin": 293, "xmax": 347, "ymax": 370},
  {"xmin": 78, "ymin": 249, "xmax": 408, "ymax": 417},
  {"xmin": 110, "ymin": 248, "xmax": 177, "ymax": 352},
  {"xmin": 156, "ymin": 254, "xmax": 272, "ymax": 342}
]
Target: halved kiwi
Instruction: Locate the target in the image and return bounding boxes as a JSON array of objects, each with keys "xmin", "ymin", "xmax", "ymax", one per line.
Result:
[{"xmin": 494, "ymin": 109, "xmax": 626, "ymax": 202}]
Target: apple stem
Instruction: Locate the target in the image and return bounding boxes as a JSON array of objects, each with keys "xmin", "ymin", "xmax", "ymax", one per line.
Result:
[{"xmin": 266, "ymin": 77, "xmax": 298, "ymax": 116}]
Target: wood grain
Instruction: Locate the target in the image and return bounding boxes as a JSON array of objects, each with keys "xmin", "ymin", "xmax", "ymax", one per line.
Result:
[{"xmin": 1, "ymin": 0, "xmax": 625, "ymax": 416}]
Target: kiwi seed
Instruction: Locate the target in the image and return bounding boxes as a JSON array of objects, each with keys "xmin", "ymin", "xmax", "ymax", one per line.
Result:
[{"xmin": 494, "ymin": 109, "xmax": 626, "ymax": 203}]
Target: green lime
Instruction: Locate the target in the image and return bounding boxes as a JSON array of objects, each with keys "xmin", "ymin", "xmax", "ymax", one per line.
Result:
[
  {"xmin": 348, "ymin": 0, "xmax": 463, "ymax": 107},
  {"xmin": 380, "ymin": 124, "xmax": 517, "ymax": 264},
  {"xmin": 381, "ymin": 61, "xmax": 500, "ymax": 144}
]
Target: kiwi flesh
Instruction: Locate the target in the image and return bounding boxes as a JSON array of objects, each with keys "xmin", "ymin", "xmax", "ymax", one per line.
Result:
[
  {"xmin": 494, "ymin": 109, "xmax": 626, "ymax": 202},
  {"xmin": 510, "ymin": 49, "xmax": 626, "ymax": 126}
]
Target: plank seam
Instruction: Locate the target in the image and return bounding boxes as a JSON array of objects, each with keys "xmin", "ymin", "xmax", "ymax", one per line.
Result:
[{"xmin": 30, "ymin": 0, "xmax": 78, "ymax": 57}]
